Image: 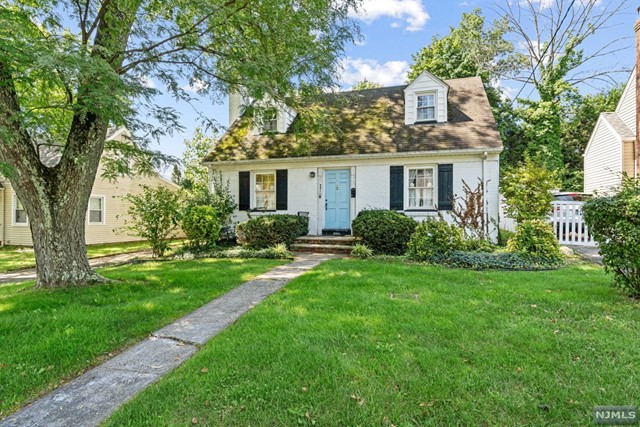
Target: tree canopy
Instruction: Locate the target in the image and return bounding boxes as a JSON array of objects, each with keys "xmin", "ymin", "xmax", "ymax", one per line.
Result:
[{"xmin": 0, "ymin": 0, "xmax": 361, "ymax": 288}]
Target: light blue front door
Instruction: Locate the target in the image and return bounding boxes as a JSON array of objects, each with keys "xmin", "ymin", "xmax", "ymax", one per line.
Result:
[{"xmin": 325, "ymin": 169, "xmax": 351, "ymax": 230}]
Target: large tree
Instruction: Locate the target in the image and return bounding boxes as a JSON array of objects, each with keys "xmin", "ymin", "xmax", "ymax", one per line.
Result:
[
  {"xmin": 0, "ymin": 0, "xmax": 360, "ymax": 288},
  {"xmin": 561, "ymin": 85, "xmax": 623, "ymax": 190},
  {"xmin": 406, "ymin": 8, "xmax": 524, "ymax": 171},
  {"xmin": 500, "ymin": 0, "xmax": 629, "ymax": 171},
  {"xmin": 407, "ymin": 8, "xmax": 520, "ymax": 106}
]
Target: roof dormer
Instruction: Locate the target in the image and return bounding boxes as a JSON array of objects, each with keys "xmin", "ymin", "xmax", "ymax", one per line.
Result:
[{"xmin": 403, "ymin": 70, "xmax": 449, "ymax": 125}]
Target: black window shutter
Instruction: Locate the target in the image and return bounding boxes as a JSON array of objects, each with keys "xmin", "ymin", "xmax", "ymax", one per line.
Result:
[
  {"xmin": 238, "ymin": 171, "xmax": 250, "ymax": 211},
  {"xmin": 389, "ymin": 166, "xmax": 404, "ymax": 210},
  {"xmin": 276, "ymin": 169, "xmax": 288, "ymax": 211},
  {"xmin": 438, "ymin": 164, "xmax": 453, "ymax": 210}
]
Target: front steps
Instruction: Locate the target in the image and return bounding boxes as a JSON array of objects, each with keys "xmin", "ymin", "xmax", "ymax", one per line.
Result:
[{"xmin": 291, "ymin": 235, "xmax": 356, "ymax": 254}]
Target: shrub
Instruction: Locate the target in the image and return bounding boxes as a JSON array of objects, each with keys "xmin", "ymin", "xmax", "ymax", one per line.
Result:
[
  {"xmin": 408, "ymin": 218, "xmax": 464, "ymax": 260},
  {"xmin": 351, "ymin": 210, "xmax": 417, "ymax": 255},
  {"xmin": 236, "ymin": 215, "xmax": 309, "ymax": 249},
  {"xmin": 175, "ymin": 245, "xmax": 294, "ymax": 260},
  {"xmin": 351, "ymin": 243, "xmax": 374, "ymax": 259},
  {"xmin": 434, "ymin": 251, "xmax": 562, "ymax": 270},
  {"xmin": 501, "ymin": 156, "xmax": 560, "ymax": 223},
  {"xmin": 507, "ymin": 219, "xmax": 561, "ymax": 261},
  {"xmin": 497, "ymin": 228, "xmax": 515, "ymax": 247},
  {"xmin": 463, "ymin": 238, "xmax": 495, "ymax": 252},
  {"xmin": 583, "ymin": 177, "xmax": 640, "ymax": 296},
  {"xmin": 181, "ymin": 205, "xmax": 222, "ymax": 250},
  {"xmin": 120, "ymin": 185, "xmax": 181, "ymax": 257}
]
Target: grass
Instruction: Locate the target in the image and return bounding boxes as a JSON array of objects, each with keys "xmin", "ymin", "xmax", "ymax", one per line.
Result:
[
  {"xmin": 0, "ymin": 258, "xmax": 284, "ymax": 418},
  {"xmin": 0, "ymin": 240, "xmax": 182, "ymax": 273},
  {"xmin": 106, "ymin": 259, "xmax": 640, "ymax": 426}
]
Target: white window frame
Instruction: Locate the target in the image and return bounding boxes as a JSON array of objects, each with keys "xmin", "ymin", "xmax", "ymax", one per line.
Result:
[
  {"xmin": 253, "ymin": 172, "xmax": 276, "ymax": 211},
  {"xmin": 87, "ymin": 195, "xmax": 106, "ymax": 225},
  {"xmin": 405, "ymin": 165, "xmax": 437, "ymax": 210},
  {"xmin": 415, "ymin": 92, "xmax": 436, "ymax": 122},
  {"xmin": 262, "ymin": 113, "xmax": 278, "ymax": 133},
  {"xmin": 12, "ymin": 195, "xmax": 28, "ymax": 226}
]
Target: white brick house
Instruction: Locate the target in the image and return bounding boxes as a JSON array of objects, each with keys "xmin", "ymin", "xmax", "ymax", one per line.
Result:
[{"xmin": 204, "ymin": 72, "xmax": 503, "ymax": 237}]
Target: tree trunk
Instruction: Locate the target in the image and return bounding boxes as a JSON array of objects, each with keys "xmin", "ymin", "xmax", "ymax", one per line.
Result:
[
  {"xmin": 30, "ymin": 201, "xmax": 105, "ymax": 289},
  {"xmin": 0, "ymin": 1, "xmax": 140, "ymax": 288},
  {"xmin": 6, "ymin": 118, "xmax": 109, "ymax": 288}
]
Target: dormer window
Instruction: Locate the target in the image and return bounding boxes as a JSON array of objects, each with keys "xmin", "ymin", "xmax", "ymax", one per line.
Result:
[
  {"xmin": 261, "ymin": 111, "xmax": 278, "ymax": 133},
  {"xmin": 416, "ymin": 93, "xmax": 436, "ymax": 122}
]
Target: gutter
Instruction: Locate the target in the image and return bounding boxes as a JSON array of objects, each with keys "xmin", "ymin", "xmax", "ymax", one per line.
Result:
[
  {"xmin": 0, "ymin": 185, "xmax": 4, "ymax": 246},
  {"xmin": 203, "ymin": 147, "xmax": 503, "ymax": 167}
]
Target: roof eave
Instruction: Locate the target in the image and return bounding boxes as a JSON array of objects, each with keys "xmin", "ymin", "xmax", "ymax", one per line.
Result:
[{"xmin": 203, "ymin": 147, "xmax": 503, "ymax": 166}]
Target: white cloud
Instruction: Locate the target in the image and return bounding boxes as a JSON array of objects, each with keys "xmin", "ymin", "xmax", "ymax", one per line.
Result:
[
  {"xmin": 139, "ymin": 76, "xmax": 156, "ymax": 89},
  {"xmin": 529, "ymin": 0, "xmax": 601, "ymax": 10},
  {"xmin": 339, "ymin": 57, "xmax": 410, "ymax": 87},
  {"xmin": 350, "ymin": 0, "xmax": 430, "ymax": 32},
  {"xmin": 182, "ymin": 79, "xmax": 208, "ymax": 93}
]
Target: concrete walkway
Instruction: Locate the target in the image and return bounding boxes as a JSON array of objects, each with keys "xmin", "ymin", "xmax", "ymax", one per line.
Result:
[
  {"xmin": 0, "ymin": 254, "xmax": 333, "ymax": 427},
  {"xmin": 0, "ymin": 251, "xmax": 154, "ymax": 285},
  {"xmin": 569, "ymin": 245, "xmax": 604, "ymax": 266}
]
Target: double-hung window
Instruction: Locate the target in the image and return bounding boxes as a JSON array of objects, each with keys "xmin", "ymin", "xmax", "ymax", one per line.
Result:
[
  {"xmin": 261, "ymin": 112, "xmax": 278, "ymax": 133},
  {"xmin": 88, "ymin": 196, "xmax": 105, "ymax": 224},
  {"xmin": 408, "ymin": 167, "xmax": 435, "ymax": 209},
  {"xmin": 13, "ymin": 196, "xmax": 27, "ymax": 225},
  {"xmin": 416, "ymin": 93, "xmax": 436, "ymax": 121},
  {"xmin": 255, "ymin": 173, "xmax": 276, "ymax": 210}
]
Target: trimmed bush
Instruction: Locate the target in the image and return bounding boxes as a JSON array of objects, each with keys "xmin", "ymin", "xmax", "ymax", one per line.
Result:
[
  {"xmin": 174, "ymin": 244, "xmax": 294, "ymax": 260},
  {"xmin": 351, "ymin": 210, "xmax": 417, "ymax": 255},
  {"xmin": 236, "ymin": 215, "xmax": 309, "ymax": 249},
  {"xmin": 351, "ymin": 243, "xmax": 374, "ymax": 259},
  {"xmin": 408, "ymin": 218, "xmax": 464, "ymax": 260},
  {"xmin": 463, "ymin": 238, "xmax": 495, "ymax": 253},
  {"xmin": 583, "ymin": 177, "xmax": 640, "ymax": 296},
  {"xmin": 182, "ymin": 205, "xmax": 222, "ymax": 250},
  {"xmin": 433, "ymin": 251, "xmax": 562, "ymax": 270},
  {"xmin": 497, "ymin": 228, "xmax": 515, "ymax": 247},
  {"xmin": 507, "ymin": 219, "xmax": 561, "ymax": 261}
]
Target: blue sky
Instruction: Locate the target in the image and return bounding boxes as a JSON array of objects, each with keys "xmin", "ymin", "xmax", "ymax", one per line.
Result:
[{"xmin": 150, "ymin": 0, "xmax": 637, "ymax": 161}]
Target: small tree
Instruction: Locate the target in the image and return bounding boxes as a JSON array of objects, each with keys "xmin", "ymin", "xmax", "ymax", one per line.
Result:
[
  {"xmin": 120, "ymin": 186, "xmax": 182, "ymax": 257},
  {"xmin": 209, "ymin": 171, "xmax": 237, "ymax": 225},
  {"xmin": 583, "ymin": 177, "xmax": 640, "ymax": 297},
  {"xmin": 449, "ymin": 179, "xmax": 488, "ymax": 240},
  {"xmin": 182, "ymin": 205, "xmax": 222, "ymax": 251},
  {"xmin": 501, "ymin": 156, "xmax": 560, "ymax": 224}
]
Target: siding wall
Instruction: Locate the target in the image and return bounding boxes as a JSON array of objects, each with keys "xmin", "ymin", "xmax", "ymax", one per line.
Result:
[
  {"xmin": 584, "ymin": 119, "xmax": 622, "ymax": 194},
  {"xmin": 1, "ymin": 170, "xmax": 180, "ymax": 246},
  {"xmin": 211, "ymin": 152, "xmax": 501, "ymax": 239},
  {"xmin": 623, "ymin": 140, "xmax": 636, "ymax": 177},
  {"xmin": 404, "ymin": 73, "xmax": 448, "ymax": 124},
  {"xmin": 616, "ymin": 69, "xmax": 636, "ymax": 134}
]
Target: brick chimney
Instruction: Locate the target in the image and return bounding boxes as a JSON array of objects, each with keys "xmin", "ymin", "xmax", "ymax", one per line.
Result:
[{"xmin": 636, "ymin": 16, "xmax": 640, "ymax": 174}]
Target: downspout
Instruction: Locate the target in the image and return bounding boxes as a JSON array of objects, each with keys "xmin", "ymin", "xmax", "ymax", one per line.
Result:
[
  {"xmin": 635, "ymin": 17, "xmax": 640, "ymax": 178},
  {"xmin": 0, "ymin": 186, "xmax": 4, "ymax": 246},
  {"xmin": 481, "ymin": 151, "xmax": 489, "ymax": 238}
]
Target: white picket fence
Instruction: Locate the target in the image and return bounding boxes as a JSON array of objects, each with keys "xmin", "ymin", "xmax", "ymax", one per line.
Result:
[{"xmin": 550, "ymin": 201, "xmax": 596, "ymax": 246}]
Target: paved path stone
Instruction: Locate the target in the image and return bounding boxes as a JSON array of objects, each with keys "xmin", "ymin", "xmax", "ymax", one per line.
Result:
[
  {"xmin": 0, "ymin": 254, "xmax": 334, "ymax": 427},
  {"xmin": 0, "ymin": 250, "xmax": 154, "ymax": 285}
]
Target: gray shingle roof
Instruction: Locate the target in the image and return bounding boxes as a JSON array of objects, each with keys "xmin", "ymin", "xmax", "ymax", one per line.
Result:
[
  {"xmin": 35, "ymin": 127, "xmax": 125, "ymax": 167},
  {"xmin": 205, "ymin": 76, "xmax": 502, "ymax": 162},
  {"xmin": 601, "ymin": 112, "xmax": 635, "ymax": 140}
]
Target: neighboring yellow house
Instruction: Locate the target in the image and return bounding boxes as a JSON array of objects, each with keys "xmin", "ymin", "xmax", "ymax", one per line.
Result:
[{"xmin": 0, "ymin": 127, "xmax": 180, "ymax": 246}]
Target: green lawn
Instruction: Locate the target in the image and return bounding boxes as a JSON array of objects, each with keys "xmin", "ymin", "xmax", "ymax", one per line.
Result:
[
  {"xmin": 0, "ymin": 240, "xmax": 182, "ymax": 273},
  {"xmin": 0, "ymin": 258, "xmax": 284, "ymax": 418},
  {"xmin": 106, "ymin": 259, "xmax": 639, "ymax": 426}
]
